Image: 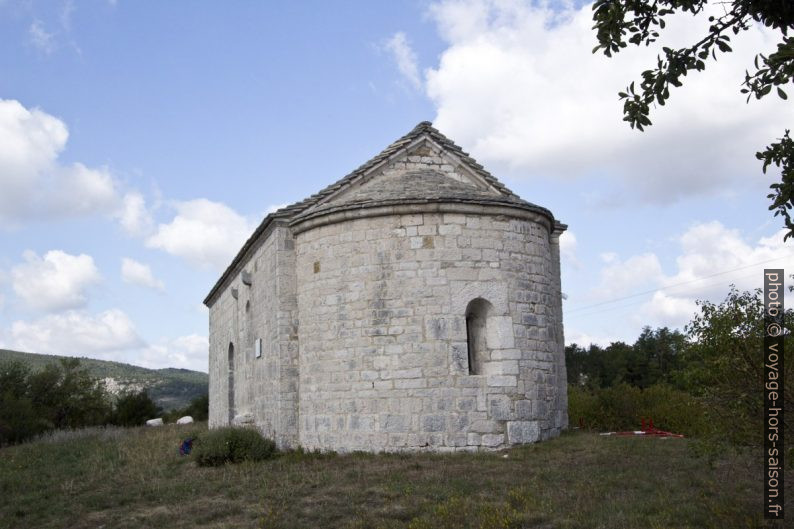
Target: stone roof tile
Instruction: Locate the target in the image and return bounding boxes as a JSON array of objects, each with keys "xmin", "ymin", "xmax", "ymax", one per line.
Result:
[{"xmin": 204, "ymin": 121, "xmax": 554, "ymax": 305}]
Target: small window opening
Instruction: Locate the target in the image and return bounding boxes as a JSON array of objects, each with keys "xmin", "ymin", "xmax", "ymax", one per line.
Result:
[
  {"xmin": 228, "ymin": 343, "xmax": 236, "ymax": 423},
  {"xmin": 465, "ymin": 298, "xmax": 492, "ymax": 375}
]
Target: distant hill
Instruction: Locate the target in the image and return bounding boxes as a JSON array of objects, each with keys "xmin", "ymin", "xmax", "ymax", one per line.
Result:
[{"xmin": 0, "ymin": 349, "xmax": 208, "ymax": 411}]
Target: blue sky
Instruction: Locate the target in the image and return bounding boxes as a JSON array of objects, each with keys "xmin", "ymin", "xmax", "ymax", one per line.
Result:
[{"xmin": 0, "ymin": 0, "xmax": 792, "ymax": 371}]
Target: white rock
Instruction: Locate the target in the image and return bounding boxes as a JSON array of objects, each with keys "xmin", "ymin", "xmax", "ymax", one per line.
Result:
[
  {"xmin": 176, "ymin": 416, "xmax": 194, "ymax": 425},
  {"xmin": 233, "ymin": 413, "xmax": 255, "ymax": 425},
  {"xmin": 145, "ymin": 418, "xmax": 163, "ymax": 427}
]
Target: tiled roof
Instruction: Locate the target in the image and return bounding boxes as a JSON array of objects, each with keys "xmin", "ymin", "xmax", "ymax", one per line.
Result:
[{"xmin": 204, "ymin": 121, "xmax": 558, "ymax": 305}]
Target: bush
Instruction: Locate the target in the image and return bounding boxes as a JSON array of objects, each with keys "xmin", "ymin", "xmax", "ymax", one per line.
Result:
[
  {"xmin": 568, "ymin": 383, "xmax": 710, "ymax": 437},
  {"xmin": 162, "ymin": 394, "xmax": 209, "ymax": 423},
  {"xmin": 109, "ymin": 390, "xmax": 161, "ymax": 427},
  {"xmin": 0, "ymin": 359, "xmax": 112, "ymax": 445},
  {"xmin": 193, "ymin": 427, "xmax": 277, "ymax": 466}
]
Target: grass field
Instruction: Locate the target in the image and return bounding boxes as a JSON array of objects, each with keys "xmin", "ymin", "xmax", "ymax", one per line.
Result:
[{"xmin": 0, "ymin": 423, "xmax": 788, "ymax": 528}]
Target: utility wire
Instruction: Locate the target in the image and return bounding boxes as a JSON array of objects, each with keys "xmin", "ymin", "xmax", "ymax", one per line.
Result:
[
  {"xmin": 568, "ymin": 271, "xmax": 759, "ymax": 320},
  {"xmin": 565, "ymin": 254, "xmax": 792, "ymax": 314}
]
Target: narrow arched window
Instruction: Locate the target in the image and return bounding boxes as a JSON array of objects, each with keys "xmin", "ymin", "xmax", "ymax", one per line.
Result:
[
  {"xmin": 227, "ymin": 342, "xmax": 235, "ymax": 423},
  {"xmin": 465, "ymin": 298, "xmax": 492, "ymax": 375}
]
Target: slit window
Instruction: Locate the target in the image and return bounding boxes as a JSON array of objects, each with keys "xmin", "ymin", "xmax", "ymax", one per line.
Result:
[
  {"xmin": 465, "ymin": 298, "xmax": 492, "ymax": 375},
  {"xmin": 228, "ymin": 342, "xmax": 236, "ymax": 423}
]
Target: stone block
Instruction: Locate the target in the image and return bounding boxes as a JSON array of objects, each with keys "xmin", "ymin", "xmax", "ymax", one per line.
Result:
[
  {"xmin": 487, "ymin": 375, "xmax": 517, "ymax": 387},
  {"xmin": 515, "ymin": 400, "xmax": 533, "ymax": 420},
  {"xmin": 481, "ymin": 433, "xmax": 504, "ymax": 447},
  {"xmin": 507, "ymin": 421, "xmax": 540, "ymax": 444},
  {"xmin": 488, "ymin": 394, "xmax": 513, "ymax": 421},
  {"xmin": 425, "ymin": 317, "xmax": 449, "ymax": 340},
  {"xmin": 381, "ymin": 414, "xmax": 410, "ymax": 433},
  {"xmin": 422, "ymin": 414, "xmax": 446, "ymax": 432},
  {"xmin": 486, "ymin": 316, "xmax": 515, "ymax": 349}
]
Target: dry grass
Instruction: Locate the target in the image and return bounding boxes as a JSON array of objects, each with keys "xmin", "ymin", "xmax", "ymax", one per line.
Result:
[{"xmin": 0, "ymin": 424, "xmax": 789, "ymax": 528}]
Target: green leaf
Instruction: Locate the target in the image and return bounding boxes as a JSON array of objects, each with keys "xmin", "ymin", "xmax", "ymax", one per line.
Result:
[{"xmin": 778, "ymin": 87, "xmax": 788, "ymax": 100}]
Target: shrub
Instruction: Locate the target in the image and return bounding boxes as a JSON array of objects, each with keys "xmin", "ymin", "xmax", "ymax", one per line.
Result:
[
  {"xmin": 0, "ymin": 359, "xmax": 112, "ymax": 445},
  {"xmin": 568, "ymin": 383, "xmax": 710, "ymax": 437},
  {"xmin": 109, "ymin": 390, "xmax": 161, "ymax": 427},
  {"xmin": 193, "ymin": 427, "xmax": 277, "ymax": 466},
  {"xmin": 162, "ymin": 394, "xmax": 209, "ymax": 423}
]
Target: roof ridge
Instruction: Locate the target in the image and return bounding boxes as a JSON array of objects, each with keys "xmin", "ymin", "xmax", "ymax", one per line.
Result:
[{"xmin": 204, "ymin": 121, "xmax": 528, "ymax": 305}]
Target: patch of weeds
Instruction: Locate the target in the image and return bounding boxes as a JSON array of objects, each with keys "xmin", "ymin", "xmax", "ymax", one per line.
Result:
[
  {"xmin": 193, "ymin": 427, "xmax": 277, "ymax": 466},
  {"xmin": 407, "ymin": 496, "xmax": 528, "ymax": 529},
  {"xmin": 280, "ymin": 445, "xmax": 337, "ymax": 463}
]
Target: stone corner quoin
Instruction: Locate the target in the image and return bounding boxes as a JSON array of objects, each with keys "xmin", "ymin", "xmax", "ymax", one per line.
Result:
[{"xmin": 204, "ymin": 121, "xmax": 568, "ymax": 452}]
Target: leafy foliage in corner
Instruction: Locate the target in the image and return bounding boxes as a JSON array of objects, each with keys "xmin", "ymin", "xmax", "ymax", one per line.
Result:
[
  {"xmin": 760, "ymin": 129, "xmax": 794, "ymax": 238},
  {"xmin": 592, "ymin": 0, "xmax": 794, "ymax": 238},
  {"xmin": 193, "ymin": 427, "xmax": 277, "ymax": 467},
  {"xmin": 108, "ymin": 389, "xmax": 162, "ymax": 427}
]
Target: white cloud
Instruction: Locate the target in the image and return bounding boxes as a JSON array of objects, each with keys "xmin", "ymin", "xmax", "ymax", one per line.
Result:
[
  {"xmin": 559, "ymin": 230, "xmax": 578, "ymax": 267},
  {"xmin": 138, "ymin": 334, "xmax": 208, "ymax": 372},
  {"xmin": 29, "ymin": 20, "xmax": 56, "ymax": 54},
  {"xmin": 636, "ymin": 223, "xmax": 794, "ymax": 327},
  {"xmin": 591, "ymin": 252, "xmax": 664, "ymax": 300},
  {"xmin": 565, "ymin": 329, "xmax": 616, "ymax": 348},
  {"xmin": 146, "ymin": 198, "xmax": 254, "ymax": 271},
  {"xmin": 638, "ymin": 291, "xmax": 700, "ymax": 330},
  {"xmin": 265, "ymin": 203, "xmax": 289, "ymax": 215},
  {"xmin": 12, "ymin": 250, "xmax": 101, "ymax": 312},
  {"xmin": 600, "ymin": 252, "xmax": 618, "ymax": 264},
  {"xmin": 581, "ymin": 222, "xmax": 794, "ymax": 331},
  {"xmin": 60, "ymin": 0, "xmax": 75, "ymax": 32},
  {"xmin": 0, "ymin": 309, "xmax": 207, "ymax": 371},
  {"xmin": 5, "ymin": 309, "xmax": 144, "ymax": 358},
  {"xmin": 121, "ymin": 257, "xmax": 164, "ymax": 292},
  {"xmin": 385, "ymin": 31, "xmax": 422, "ymax": 90},
  {"xmin": 0, "ymin": 99, "xmax": 121, "ymax": 225},
  {"xmin": 116, "ymin": 192, "xmax": 154, "ymax": 236},
  {"xmin": 425, "ymin": 0, "xmax": 790, "ymax": 203}
]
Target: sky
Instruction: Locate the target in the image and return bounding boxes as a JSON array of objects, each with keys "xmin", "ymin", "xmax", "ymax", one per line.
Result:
[{"xmin": 0, "ymin": 0, "xmax": 792, "ymax": 372}]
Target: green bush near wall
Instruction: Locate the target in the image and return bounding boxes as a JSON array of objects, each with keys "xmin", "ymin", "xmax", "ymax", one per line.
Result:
[{"xmin": 193, "ymin": 427, "xmax": 278, "ymax": 466}]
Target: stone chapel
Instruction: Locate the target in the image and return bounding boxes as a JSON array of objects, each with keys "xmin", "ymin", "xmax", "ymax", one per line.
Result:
[{"xmin": 204, "ymin": 121, "xmax": 567, "ymax": 452}]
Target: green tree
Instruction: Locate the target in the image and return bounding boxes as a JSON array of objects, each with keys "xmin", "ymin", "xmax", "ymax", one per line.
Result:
[
  {"xmin": 185, "ymin": 394, "xmax": 209, "ymax": 421},
  {"xmin": 28, "ymin": 358, "xmax": 112, "ymax": 430},
  {"xmin": 110, "ymin": 389, "xmax": 161, "ymax": 427},
  {"xmin": 163, "ymin": 393, "xmax": 209, "ymax": 423},
  {"xmin": 682, "ymin": 285, "xmax": 793, "ymax": 445},
  {"xmin": 0, "ymin": 361, "xmax": 43, "ymax": 445},
  {"xmin": 633, "ymin": 326, "xmax": 688, "ymax": 387},
  {"xmin": 565, "ymin": 343, "xmax": 589, "ymax": 386},
  {"xmin": 0, "ymin": 358, "xmax": 112, "ymax": 444},
  {"xmin": 592, "ymin": 0, "xmax": 794, "ymax": 238}
]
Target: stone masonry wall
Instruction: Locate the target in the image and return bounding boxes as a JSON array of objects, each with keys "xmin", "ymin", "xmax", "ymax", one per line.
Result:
[
  {"xmin": 208, "ymin": 225, "xmax": 299, "ymax": 449},
  {"xmin": 294, "ymin": 210, "xmax": 566, "ymax": 452}
]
